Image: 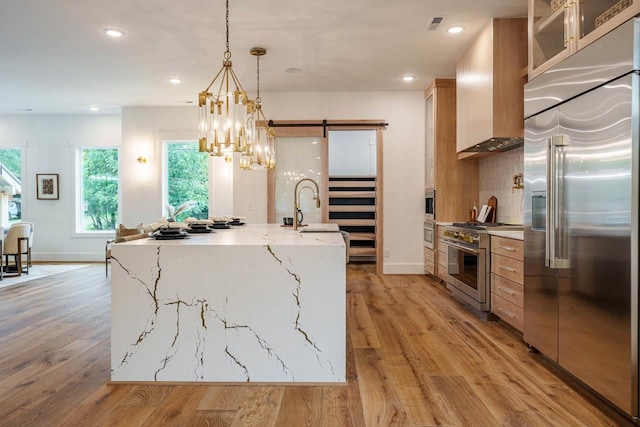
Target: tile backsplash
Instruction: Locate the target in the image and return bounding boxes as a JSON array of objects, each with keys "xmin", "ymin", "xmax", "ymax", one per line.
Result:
[{"xmin": 478, "ymin": 147, "xmax": 524, "ymax": 224}]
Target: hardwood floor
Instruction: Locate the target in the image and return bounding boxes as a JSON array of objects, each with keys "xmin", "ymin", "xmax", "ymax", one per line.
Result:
[{"xmin": 0, "ymin": 263, "xmax": 631, "ymax": 426}]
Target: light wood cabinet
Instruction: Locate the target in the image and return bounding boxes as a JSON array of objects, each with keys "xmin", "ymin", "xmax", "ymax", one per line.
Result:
[
  {"xmin": 424, "ymin": 79, "xmax": 478, "ymax": 276},
  {"xmin": 491, "ymin": 236, "xmax": 525, "ymax": 260},
  {"xmin": 425, "ymin": 93, "xmax": 435, "ymax": 189},
  {"xmin": 530, "ymin": 0, "xmax": 640, "ymax": 80},
  {"xmin": 490, "ymin": 235, "xmax": 524, "ymax": 331},
  {"xmin": 424, "ymin": 245, "xmax": 435, "ymax": 275},
  {"xmin": 424, "ymin": 79, "xmax": 479, "ymax": 221},
  {"xmin": 436, "ymin": 226, "xmax": 452, "ymax": 284},
  {"xmin": 456, "ymin": 18, "xmax": 527, "ymax": 155}
]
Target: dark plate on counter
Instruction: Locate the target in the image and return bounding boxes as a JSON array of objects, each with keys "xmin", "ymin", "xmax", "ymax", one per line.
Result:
[
  {"xmin": 229, "ymin": 221, "xmax": 245, "ymax": 226},
  {"xmin": 211, "ymin": 223, "xmax": 231, "ymax": 229},
  {"xmin": 151, "ymin": 231, "xmax": 189, "ymax": 240},
  {"xmin": 158, "ymin": 227, "xmax": 183, "ymax": 235},
  {"xmin": 187, "ymin": 228, "xmax": 214, "ymax": 234},
  {"xmin": 188, "ymin": 224, "xmax": 209, "ymax": 229}
]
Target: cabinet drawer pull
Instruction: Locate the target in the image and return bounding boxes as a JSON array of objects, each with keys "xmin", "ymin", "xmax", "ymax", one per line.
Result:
[
  {"xmin": 497, "ymin": 286, "xmax": 516, "ymax": 296},
  {"xmin": 497, "ymin": 307, "xmax": 516, "ymax": 319},
  {"xmin": 498, "ymin": 265, "xmax": 516, "ymax": 273},
  {"xmin": 498, "ymin": 245, "xmax": 516, "ymax": 252}
]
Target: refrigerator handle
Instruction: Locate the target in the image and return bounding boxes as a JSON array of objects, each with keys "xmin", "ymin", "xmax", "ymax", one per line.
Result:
[{"xmin": 546, "ymin": 135, "xmax": 571, "ymax": 269}]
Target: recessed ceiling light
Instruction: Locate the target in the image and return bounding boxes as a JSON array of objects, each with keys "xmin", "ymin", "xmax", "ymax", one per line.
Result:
[
  {"xmin": 402, "ymin": 76, "xmax": 416, "ymax": 82},
  {"xmin": 447, "ymin": 26, "xmax": 464, "ymax": 34},
  {"xmin": 89, "ymin": 106, "xmax": 99, "ymax": 112},
  {"xmin": 285, "ymin": 67, "xmax": 303, "ymax": 74},
  {"xmin": 103, "ymin": 28, "xmax": 124, "ymax": 38},
  {"xmin": 168, "ymin": 78, "xmax": 182, "ymax": 84}
]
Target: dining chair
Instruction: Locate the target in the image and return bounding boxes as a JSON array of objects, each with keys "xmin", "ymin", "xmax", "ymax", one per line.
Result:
[
  {"xmin": 3, "ymin": 223, "xmax": 30, "ymax": 276},
  {"xmin": 16, "ymin": 221, "xmax": 34, "ymax": 267}
]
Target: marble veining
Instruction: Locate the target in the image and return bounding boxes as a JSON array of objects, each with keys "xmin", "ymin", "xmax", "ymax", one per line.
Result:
[{"xmin": 111, "ymin": 224, "xmax": 345, "ymax": 383}]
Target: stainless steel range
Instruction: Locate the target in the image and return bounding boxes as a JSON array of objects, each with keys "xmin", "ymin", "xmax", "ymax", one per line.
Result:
[{"xmin": 443, "ymin": 222, "xmax": 521, "ymax": 313}]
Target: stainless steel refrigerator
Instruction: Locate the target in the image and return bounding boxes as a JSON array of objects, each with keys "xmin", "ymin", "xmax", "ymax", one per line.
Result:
[{"xmin": 524, "ymin": 18, "xmax": 639, "ymax": 417}]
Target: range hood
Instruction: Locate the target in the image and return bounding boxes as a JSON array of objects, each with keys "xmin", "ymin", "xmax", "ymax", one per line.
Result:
[{"xmin": 461, "ymin": 136, "xmax": 523, "ymax": 153}]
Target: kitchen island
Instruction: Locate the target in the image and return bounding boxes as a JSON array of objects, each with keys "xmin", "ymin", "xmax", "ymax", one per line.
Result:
[{"xmin": 110, "ymin": 224, "xmax": 345, "ymax": 383}]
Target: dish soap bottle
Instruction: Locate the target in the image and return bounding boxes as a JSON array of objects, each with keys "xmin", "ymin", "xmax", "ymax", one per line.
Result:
[{"xmin": 471, "ymin": 202, "xmax": 478, "ymax": 222}]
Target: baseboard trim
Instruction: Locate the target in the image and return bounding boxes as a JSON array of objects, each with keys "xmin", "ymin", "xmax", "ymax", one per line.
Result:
[
  {"xmin": 382, "ymin": 263, "xmax": 426, "ymax": 275},
  {"xmin": 33, "ymin": 253, "xmax": 104, "ymax": 262}
]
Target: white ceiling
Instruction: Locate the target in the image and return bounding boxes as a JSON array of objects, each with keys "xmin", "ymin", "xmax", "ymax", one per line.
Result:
[{"xmin": 0, "ymin": 0, "xmax": 527, "ymax": 114}]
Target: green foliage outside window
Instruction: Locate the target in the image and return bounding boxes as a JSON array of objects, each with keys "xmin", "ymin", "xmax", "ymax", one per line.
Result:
[
  {"xmin": 0, "ymin": 149, "xmax": 21, "ymax": 180},
  {"xmin": 0, "ymin": 148, "xmax": 22, "ymax": 222},
  {"xmin": 82, "ymin": 148, "xmax": 118, "ymax": 231},
  {"xmin": 167, "ymin": 142, "xmax": 209, "ymax": 221}
]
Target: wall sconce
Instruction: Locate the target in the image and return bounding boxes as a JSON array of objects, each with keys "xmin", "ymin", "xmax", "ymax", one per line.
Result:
[{"xmin": 137, "ymin": 156, "xmax": 147, "ymax": 164}]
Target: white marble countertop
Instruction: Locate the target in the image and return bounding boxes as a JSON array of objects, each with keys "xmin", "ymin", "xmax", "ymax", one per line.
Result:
[
  {"xmin": 488, "ymin": 230, "xmax": 524, "ymax": 240},
  {"xmin": 119, "ymin": 223, "xmax": 344, "ymax": 247}
]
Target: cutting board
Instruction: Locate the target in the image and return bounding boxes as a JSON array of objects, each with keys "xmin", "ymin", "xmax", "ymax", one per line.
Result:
[{"xmin": 487, "ymin": 196, "xmax": 497, "ymax": 223}]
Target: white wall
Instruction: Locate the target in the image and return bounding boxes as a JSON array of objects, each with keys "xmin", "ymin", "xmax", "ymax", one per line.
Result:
[
  {"xmin": 121, "ymin": 92, "xmax": 427, "ymax": 273},
  {"xmin": 0, "ymin": 91, "xmax": 426, "ymax": 272},
  {"xmin": 120, "ymin": 107, "xmax": 199, "ymax": 226},
  {"xmin": 0, "ymin": 114, "xmax": 121, "ymax": 261}
]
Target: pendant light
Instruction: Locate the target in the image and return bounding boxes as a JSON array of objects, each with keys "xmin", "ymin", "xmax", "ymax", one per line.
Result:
[
  {"xmin": 240, "ymin": 48, "xmax": 276, "ymax": 170},
  {"xmin": 198, "ymin": 0, "xmax": 250, "ymax": 162}
]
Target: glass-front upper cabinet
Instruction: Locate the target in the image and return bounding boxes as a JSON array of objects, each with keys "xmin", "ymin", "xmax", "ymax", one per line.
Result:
[
  {"xmin": 529, "ymin": 0, "xmax": 574, "ymax": 79},
  {"xmin": 577, "ymin": 0, "xmax": 639, "ymax": 45},
  {"xmin": 529, "ymin": 0, "xmax": 640, "ymax": 80}
]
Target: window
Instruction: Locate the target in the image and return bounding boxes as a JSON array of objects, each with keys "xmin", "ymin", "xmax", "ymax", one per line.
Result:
[
  {"xmin": 328, "ymin": 130, "xmax": 377, "ymax": 176},
  {"xmin": 165, "ymin": 141, "xmax": 209, "ymax": 221},
  {"xmin": 0, "ymin": 148, "xmax": 22, "ymax": 223},
  {"xmin": 78, "ymin": 148, "xmax": 119, "ymax": 232}
]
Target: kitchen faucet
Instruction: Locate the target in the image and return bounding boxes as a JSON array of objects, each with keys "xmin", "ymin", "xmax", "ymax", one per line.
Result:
[{"xmin": 293, "ymin": 178, "xmax": 320, "ymax": 230}]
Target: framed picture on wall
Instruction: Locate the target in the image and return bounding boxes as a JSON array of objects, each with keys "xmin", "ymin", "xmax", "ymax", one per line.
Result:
[{"xmin": 36, "ymin": 174, "xmax": 59, "ymax": 200}]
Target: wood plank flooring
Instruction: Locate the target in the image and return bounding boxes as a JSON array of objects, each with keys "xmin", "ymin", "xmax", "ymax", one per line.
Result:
[{"xmin": 0, "ymin": 263, "xmax": 632, "ymax": 426}]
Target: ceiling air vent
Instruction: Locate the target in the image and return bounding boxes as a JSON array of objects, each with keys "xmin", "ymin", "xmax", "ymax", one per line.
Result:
[{"xmin": 426, "ymin": 16, "xmax": 444, "ymax": 31}]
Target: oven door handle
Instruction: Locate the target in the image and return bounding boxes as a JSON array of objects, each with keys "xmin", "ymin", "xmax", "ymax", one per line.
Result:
[{"xmin": 444, "ymin": 240, "xmax": 480, "ymax": 255}]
